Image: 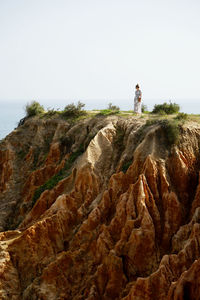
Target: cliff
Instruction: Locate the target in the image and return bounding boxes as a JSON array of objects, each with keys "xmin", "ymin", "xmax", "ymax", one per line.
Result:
[{"xmin": 0, "ymin": 114, "xmax": 200, "ymax": 299}]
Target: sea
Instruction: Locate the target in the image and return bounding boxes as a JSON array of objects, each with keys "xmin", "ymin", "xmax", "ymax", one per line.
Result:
[
  {"xmin": 0, "ymin": 102, "xmax": 25, "ymax": 140},
  {"xmin": 0, "ymin": 99, "xmax": 200, "ymax": 140}
]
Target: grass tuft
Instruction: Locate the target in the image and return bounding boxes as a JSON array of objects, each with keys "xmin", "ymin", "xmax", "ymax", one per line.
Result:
[{"xmin": 97, "ymin": 109, "xmax": 120, "ymax": 116}]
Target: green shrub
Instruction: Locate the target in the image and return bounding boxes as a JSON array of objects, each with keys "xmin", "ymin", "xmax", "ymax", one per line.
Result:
[
  {"xmin": 142, "ymin": 104, "xmax": 148, "ymax": 113},
  {"xmin": 159, "ymin": 119, "xmax": 180, "ymax": 146},
  {"xmin": 62, "ymin": 101, "xmax": 86, "ymax": 118},
  {"xmin": 152, "ymin": 102, "xmax": 180, "ymax": 115},
  {"xmin": 25, "ymin": 101, "xmax": 45, "ymax": 117},
  {"xmin": 114, "ymin": 125, "xmax": 125, "ymax": 152},
  {"xmin": 121, "ymin": 160, "xmax": 133, "ymax": 173},
  {"xmin": 17, "ymin": 149, "xmax": 27, "ymax": 160},
  {"xmin": 158, "ymin": 110, "xmax": 167, "ymax": 115},
  {"xmin": 143, "ymin": 119, "xmax": 180, "ymax": 146},
  {"xmin": 45, "ymin": 108, "xmax": 57, "ymax": 117},
  {"xmin": 108, "ymin": 103, "xmax": 120, "ymax": 111},
  {"xmin": 175, "ymin": 112, "xmax": 188, "ymax": 121}
]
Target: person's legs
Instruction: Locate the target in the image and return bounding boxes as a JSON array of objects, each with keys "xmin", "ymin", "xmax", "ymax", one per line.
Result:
[
  {"xmin": 134, "ymin": 99, "xmax": 141, "ymax": 114},
  {"xmin": 134, "ymin": 99, "xmax": 137, "ymax": 113},
  {"xmin": 138, "ymin": 102, "xmax": 142, "ymax": 114}
]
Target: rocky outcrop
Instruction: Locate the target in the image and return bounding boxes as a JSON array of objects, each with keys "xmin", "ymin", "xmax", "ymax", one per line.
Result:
[
  {"xmin": 0, "ymin": 148, "xmax": 13, "ymax": 193},
  {"xmin": 0, "ymin": 115, "xmax": 200, "ymax": 299}
]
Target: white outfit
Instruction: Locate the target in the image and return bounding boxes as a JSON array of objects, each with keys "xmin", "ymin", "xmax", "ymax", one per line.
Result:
[{"xmin": 134, "ymin": 89, "xmax": 142, "ymax": 114}]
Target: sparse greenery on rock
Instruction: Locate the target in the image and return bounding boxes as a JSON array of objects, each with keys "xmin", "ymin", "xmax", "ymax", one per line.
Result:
[
  {"xmin": 133, "ymin": 118, "xmax": 180, "ymax": 149},
  {"xmin": 160, "ymin": 119, "xmax": 180, "ymax": 146},
  {"xmin": 32, "ymin": 145, "xmax": 84, "ymax": 206},
  {"xmin": 145, "ymin": 118, "xmax": 180, "ymax": 146},
  {"xmin": 121, "ymin": 159, "xmax": 133, "ymax": 173},
  {"xmin": 113, "ymin": 124, "xmax": 125, "ymax": 152}
]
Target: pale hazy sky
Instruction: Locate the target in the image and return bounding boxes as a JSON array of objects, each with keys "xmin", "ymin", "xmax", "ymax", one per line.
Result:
[{"xmin": 0, "ymin": 0, "xmax": 200, "ymax": 109}]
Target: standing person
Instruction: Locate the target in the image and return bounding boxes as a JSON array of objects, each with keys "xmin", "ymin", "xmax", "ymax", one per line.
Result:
[{"xmin": 134, "ymin": 84, "xmax": 142, "ymax": 114}]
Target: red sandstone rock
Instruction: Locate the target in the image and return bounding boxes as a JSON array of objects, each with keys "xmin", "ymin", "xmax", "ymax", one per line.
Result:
[{"xmin": 0, "ymin": 117, "xmax": 200, "ymax": 299}]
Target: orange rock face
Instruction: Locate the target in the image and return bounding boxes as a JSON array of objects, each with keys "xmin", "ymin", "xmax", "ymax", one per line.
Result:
[
  {"xmin": 0, "ymin": 148, "xmax": 13, "ymax": 192},
  {"xmin": 0, "ymin": 116, "xmax": 200, "ymax": 299}
]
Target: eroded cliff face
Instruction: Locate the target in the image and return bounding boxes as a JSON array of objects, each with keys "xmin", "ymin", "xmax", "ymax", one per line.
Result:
[{"xmin": 0, "ymin": 115, "xmax": 200, "ymax": 299}]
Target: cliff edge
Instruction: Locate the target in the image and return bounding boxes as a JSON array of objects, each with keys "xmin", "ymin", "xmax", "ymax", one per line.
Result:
[{"xmin": 0, "ymin": 114, "xmax": 200, "ymax": 299}]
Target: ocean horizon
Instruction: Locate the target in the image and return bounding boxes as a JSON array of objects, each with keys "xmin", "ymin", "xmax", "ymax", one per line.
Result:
[{"xmin": 0, "ymin": 99, "xmax": 200, "ymax": 140}]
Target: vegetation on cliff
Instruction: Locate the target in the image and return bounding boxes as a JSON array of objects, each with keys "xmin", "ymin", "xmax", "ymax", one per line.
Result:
[
  {"xmin": 62, "ymin": 101, "xmax": 86, "ymax": 118},
  {"xmin": 22, "ymin": 100, "xmax": 190, "ymax": 125},
  {"xmin": 25, "ymin": 101, "xmax": 45, "ymax": 117},
  {"xmin": 152, "ymin": 101, "xmax": 180, "ymax": 114}
]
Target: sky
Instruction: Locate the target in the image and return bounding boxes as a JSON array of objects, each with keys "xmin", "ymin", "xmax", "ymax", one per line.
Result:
[{"xmin": 0, "ymin": 0, "xmax": 200, "ymax": 110}]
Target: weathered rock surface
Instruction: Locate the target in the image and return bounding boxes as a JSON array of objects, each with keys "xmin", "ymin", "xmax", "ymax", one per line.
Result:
[{"xmin": 0, "ymin": 115, "xmax": 200, "ymax": 299}]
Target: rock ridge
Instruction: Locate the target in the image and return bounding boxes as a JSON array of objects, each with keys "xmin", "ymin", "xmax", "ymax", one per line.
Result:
[{"xmin": 0, "ymin": 115, "xmax": 200, "ymax": 299}]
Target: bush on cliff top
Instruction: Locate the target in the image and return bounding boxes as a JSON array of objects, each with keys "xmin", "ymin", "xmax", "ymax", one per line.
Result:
[
  {"xmin": 152, "ymin": 102, "xmax": 180, "ymax": 115},
  {"xmin": 25, "ymin": 101, "xmax": 45, "ymax": 117},
  {"xmin": 62, "ymin": 101, "xmax": 86, "ymax": 118}
]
